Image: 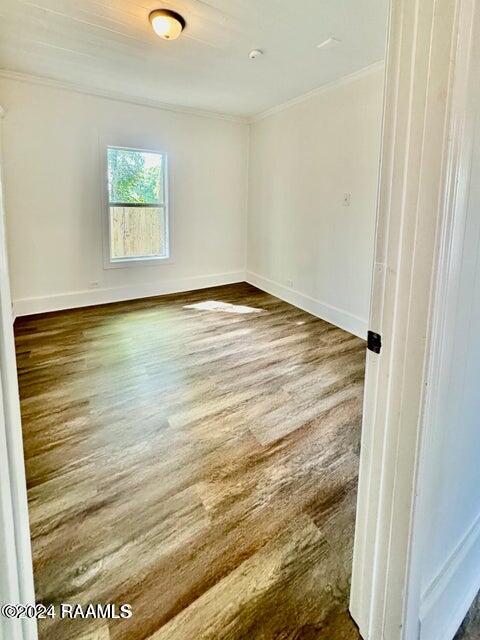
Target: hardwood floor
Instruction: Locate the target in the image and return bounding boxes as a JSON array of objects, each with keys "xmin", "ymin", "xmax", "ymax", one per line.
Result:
[
  {"xmin": 15, "ymin": 283, "xmax": 366, "ymax": 640},
  {"xmin": 455, "ymin": 592, "xmax": 480, "ymax": 640}
]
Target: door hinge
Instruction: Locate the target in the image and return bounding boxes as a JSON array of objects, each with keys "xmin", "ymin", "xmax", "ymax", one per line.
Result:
[{"xmin": 367, "ymin": 331, "xmax": 382, "ymax": 354}]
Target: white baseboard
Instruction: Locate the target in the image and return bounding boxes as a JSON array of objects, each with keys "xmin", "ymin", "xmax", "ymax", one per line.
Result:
[
  {"xmin": 245, "ymin": 271, "xmax": 367, "ymax": 339},
  {"xmin": 13, "ymin": 270, "xmax": 369, "ymax": 340},
  {"xmin": 13, "ymin": 271, "xmax": 246, "ymax": 317},
  {"xmin": 420, "ymin": 510, "xmax": 480, "ymax": 640}
]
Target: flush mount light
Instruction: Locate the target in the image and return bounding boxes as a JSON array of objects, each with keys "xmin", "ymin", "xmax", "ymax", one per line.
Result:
[{"xmin": 149, "ymin": 9, "xmax": 186, "ymax": 40}]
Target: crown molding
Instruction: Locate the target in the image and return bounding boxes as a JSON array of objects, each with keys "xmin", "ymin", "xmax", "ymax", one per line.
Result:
[
  {"xmin": 0, "ymin": 69, "xmax": 249, "ymax": 125},
  {"xmin": 0, "ymin": 62, "xmax": 385, "ymax": 126},
  {"xmin": 250, "ymin": 60, "xmax": 385, "ymax": 123}
]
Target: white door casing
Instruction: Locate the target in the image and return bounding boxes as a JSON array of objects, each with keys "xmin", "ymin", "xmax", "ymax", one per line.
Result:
[
  {"xmin": 0, "ymin": 107, "xmax": 37, "ymax": 640},
  {"xmin": 351, "ymin": 0, "xmax": 479, "ymax": 639}
]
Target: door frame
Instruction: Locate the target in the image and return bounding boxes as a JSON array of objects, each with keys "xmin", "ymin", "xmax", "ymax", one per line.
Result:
[
  {"xmin": 0, "ymin": 106, "xmax": 37, "ymax": 640},
  {"xmin": 350, "ymin": 0, "xmax": 478, "ymax": 638}
]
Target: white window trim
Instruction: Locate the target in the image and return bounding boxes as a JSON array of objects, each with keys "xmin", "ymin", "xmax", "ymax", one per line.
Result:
[{"xmin": 101, "ymin": 144, "xmax": 173, "ymax": 269}]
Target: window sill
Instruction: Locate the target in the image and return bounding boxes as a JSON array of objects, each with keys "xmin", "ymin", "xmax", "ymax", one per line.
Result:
[{"xmin": 103, "ymin": 256, "xmax": 174, "ymax": 270}]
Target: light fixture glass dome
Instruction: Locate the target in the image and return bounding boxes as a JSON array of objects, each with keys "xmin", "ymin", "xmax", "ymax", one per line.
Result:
[{"xmin": 149, "ymin": 9, "xmax": 185, "ymax": 40}]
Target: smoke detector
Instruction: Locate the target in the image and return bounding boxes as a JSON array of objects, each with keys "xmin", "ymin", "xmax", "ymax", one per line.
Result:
[{"xmin": 249, "ymin": 49, "xmax": 264, "ymax": 60}]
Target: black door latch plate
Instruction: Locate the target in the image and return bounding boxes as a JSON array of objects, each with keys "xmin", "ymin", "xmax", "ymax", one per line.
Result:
[{"xmin": 367, "ymin": 331, "xmax": 382, "ymax": 354}]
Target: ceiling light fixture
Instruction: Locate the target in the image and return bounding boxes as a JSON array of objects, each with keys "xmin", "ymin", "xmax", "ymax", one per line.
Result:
[{"xmin": 149, "ymin": 9, "xmax": 186, "ymax": 40}]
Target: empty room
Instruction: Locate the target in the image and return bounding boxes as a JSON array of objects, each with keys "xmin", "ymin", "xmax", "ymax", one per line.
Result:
[{"xmin": 2, "ymin": 2, "xmax": 480, "ymax": 640}]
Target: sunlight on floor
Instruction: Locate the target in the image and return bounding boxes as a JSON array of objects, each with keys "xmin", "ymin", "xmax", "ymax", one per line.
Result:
[{"xmin": 183, "ymin": 300, "xmax": 264, "ymax": 314}]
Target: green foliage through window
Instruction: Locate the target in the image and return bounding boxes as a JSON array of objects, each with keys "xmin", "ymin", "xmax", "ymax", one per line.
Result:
[{"xmin": 108, "ymin": 147, "xmax": 164, "ymax": 204}]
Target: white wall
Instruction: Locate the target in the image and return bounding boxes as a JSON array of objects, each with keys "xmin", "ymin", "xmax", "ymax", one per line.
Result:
[
  {"xmin": 0, "ymin": 78, "xmax": 248, "ymax": 315},
  {"xmin": 246, "ymin": 66, "xmax": 384, "ymax": 338},
  {"xmin": 0, "ymin": 69, "xmax": 384, "ymax": 335},
  {"xmin": 419, "ymin": 65, "xmax": 480, "ymax": 640}
]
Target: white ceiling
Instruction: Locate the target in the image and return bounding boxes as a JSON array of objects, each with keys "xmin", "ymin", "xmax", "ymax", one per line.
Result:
[{"xmin": 0, "ymin": 0, "xmax": 388, "ymax": 118}]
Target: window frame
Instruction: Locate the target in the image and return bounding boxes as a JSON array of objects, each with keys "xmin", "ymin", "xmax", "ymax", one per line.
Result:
[{"xmin": 102, "ymin": 144, "xmax": 172, "ymax": 269}]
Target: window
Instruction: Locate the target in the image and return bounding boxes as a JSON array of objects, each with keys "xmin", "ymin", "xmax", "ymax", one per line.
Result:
[{"xmin": 106, "ymin": 146, "xmax": 169, "ymax": 265}]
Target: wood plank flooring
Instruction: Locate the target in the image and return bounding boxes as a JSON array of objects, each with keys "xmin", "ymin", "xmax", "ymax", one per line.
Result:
[
  {"xmin": 15, "ymin": 283, "xmax": 366, "ymax": 640},
  {"xmin": 455, "ymin": 592, "xmax": 480, "ymax": 640}
]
